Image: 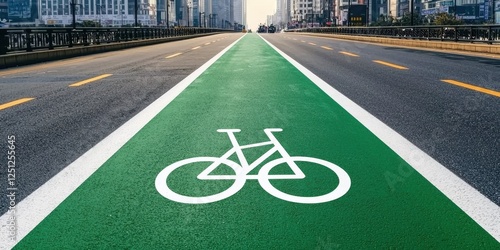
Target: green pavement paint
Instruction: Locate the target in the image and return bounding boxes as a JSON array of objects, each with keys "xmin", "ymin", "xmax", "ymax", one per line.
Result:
[{"xmin": 15, "ymin": 34, "xmax": 499, "ymax": 248}]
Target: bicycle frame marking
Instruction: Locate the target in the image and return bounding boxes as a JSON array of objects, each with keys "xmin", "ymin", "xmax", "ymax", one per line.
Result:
[
  {"xmin": 155, "ymin": 128, "xmax": 351, "ymax": 204},
  {"xmin": 198, "ymin": 128, "xmax": 306, "ymax": 180}
]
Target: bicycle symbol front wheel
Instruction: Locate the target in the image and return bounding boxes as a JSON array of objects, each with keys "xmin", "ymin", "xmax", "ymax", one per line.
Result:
[
  {"xmin": 258, "ymin": 157, "xmax": 351, "ymax": 204},
  {"xmin": 155, "ymin": 157, "xmax": 246, "ymax": 204}
]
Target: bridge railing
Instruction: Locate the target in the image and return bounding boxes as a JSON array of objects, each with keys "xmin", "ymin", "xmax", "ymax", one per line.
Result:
[
  {"xmin": 286, "ymin": 25, "xmax": 500, "ymax": 44},
  {"xmin": 0, "ymin": 27, "xmax": 233, "ymax": 55}
]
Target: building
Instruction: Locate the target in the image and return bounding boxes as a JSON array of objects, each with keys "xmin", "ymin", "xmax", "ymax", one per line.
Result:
[
  {"xmin": 233, "ymin": 0, "xmax": 245, "ymax": 28},
  {"xmin": 8, "ymin": 0, "xmax": 38, "ymax": 23},
  {"xmin": 38, "ymin": 0, "xmax": 154, "ymax": 26},
  {"xmin": 157, "ymin": 0, "xmax": 177, "ymax": 26},
  {"xmin": 0, "ymin": 0, "xmax": 7, "ymax": 21},
  {"xmin": 421, "ymin": 0, "xmax": 495, "ymax": 23}
]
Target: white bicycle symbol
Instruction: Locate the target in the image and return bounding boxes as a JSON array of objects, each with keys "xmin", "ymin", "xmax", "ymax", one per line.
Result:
[{"xmin": 155, "ymin": 128, "xmax": 351, "ymax": 204}]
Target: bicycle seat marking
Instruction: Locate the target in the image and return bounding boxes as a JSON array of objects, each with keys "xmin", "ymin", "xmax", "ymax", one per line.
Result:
[{"xmin": 155, "ymin": 128, "xmax": 351, "ymax": 204}]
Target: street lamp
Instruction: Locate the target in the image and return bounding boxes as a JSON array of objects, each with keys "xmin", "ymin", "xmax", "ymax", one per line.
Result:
[
  {"xmin": 96, "ymin": 4, "xmax": 105, "ymax": 27},
  {"xmin": 166, "ymin": 0, "xmax": 174, "ymax": 27},
  {"xmin": 70, "ymin": 0, "xmax": 82, "ymax": 29},
  {"xmin": 199, "ymin": 12, "xmax": 205, "ymax": 27},
  {"xmin": 187, "ymin": 2, "xmax": 192, "ymax": 27}
]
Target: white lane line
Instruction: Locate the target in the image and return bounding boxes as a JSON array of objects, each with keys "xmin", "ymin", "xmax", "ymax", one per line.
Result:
[
  {"xmin": 259, "ymin": 34, "xmax": 500, "ymax": 243},
  {"xmin": 0, "ymin": 34, "xmax": 247, "ymax": 248}
]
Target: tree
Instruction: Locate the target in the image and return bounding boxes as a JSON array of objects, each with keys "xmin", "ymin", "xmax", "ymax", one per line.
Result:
[
  {"xmin": 399, "ymin": 13, "xmax": 424, "ymax": 26},
  {"xmin": 434, "ymin": 13, "xmax": 464, "ymax": 25},
  {"xmin": 371, "ymin": 14, "xmax": 394, "ymax": 26}
]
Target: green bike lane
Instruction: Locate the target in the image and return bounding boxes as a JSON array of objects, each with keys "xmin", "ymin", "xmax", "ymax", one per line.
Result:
[{"xmin": 13, "ymin": 34, "xmax": 499, "ymax": 248}]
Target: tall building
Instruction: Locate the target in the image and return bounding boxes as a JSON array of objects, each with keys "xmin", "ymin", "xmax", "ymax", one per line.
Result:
[
  {"xmin": 421, "ymin": 0, "xmax": 494, "ymax": 23},
  {"xmin": 0, "ymin": 0, "xmax": 7, "ymax": 21},
  {"xmin": 291, "ymin": 0, "xmax": 328, "ymax": 26},
  {"xmin": 38, "ymin": 0, "xmax": 153, "ymax": 26},
  {"xmin": 157, "ymin": 0, "xmax": 177, "ymax": 26},
  {"xmin": 274, "ymin": 0, "xmax": 291, "ymax": 28},
  {"xmin": 8, "ymin": 0, "xmax": 38, "ymax": 23},
  {"xmin": 233, "ymin": 0, "xmax": 245, "ymax": 27}
]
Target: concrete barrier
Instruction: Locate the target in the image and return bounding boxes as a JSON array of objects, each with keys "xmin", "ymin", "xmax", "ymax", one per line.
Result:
[
  {"xmin": 0, "ymin": 33, "xmax": 220, "ymax": 69},
  {"xmin": 292, "ymin": 33, "xmax": 500, "ymax": 55}
]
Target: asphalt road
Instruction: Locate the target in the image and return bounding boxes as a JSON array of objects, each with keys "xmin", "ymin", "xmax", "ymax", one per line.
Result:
[
  {"xmin": 0, "ymin": 31, "xmax": 499, "ymax": 218},
  {"xmin": 262, "ymin": 33, "xmax": 500, "ymax": 206},
  {"xmin": 0, "ymin": 33, "xmax": 242, "ymax": 214}
]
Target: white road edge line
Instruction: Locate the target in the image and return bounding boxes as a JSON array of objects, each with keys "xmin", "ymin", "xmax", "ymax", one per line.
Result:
[
  {"xmin": 0, "ymin": 33, "xmax": 246, "ymax": 248},
  {"xmin": 259, "ymin": 34, "xmax": 500, "ymax": 242}
]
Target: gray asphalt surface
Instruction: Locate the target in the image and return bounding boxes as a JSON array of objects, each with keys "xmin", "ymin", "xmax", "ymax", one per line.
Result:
[
  {"xmin": 0, "ymin": 33, "xmax": 243, "ymax": 214},
  {"xmin": 262, "ymin": 33, "xmax": 500, "ymax": 206}
]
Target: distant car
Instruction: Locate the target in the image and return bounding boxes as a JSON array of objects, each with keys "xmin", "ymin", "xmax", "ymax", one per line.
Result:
[
  {"xmin": 268, "ymin": 25, "xmax": 276, "ymax": 33},
  {"xmin": 257, "ymin": 25, "xmax": 267, "ymax": 33}
]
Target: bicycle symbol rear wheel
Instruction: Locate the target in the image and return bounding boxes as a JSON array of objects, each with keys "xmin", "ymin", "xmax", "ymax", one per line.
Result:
[
  {"xmin": 258, "ymin": 157, "xmax": 351, "ymax": 204},
  {"xmin": 155, "ymin": 157, "xmax": 246, "ymax": 204}
]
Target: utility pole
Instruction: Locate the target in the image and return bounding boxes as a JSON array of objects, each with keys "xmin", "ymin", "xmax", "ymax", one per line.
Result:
[
  {"xmin": 71, "ymin": 0, "xmax": 76, "ymax": 29},
  {"xmin": 166, "ymin": 0, "xmax": 169, "ymax": 27},
  {"xmin": 348, "ymin": 0, "xmax": 351, "ymax": 26},
  {"xmin": 410, "ymin": 0, "xmax": 414, "ymax": 26},
  {"xmin": 135, "ymin": 0, "xmax": 138, "ymax": 26}
]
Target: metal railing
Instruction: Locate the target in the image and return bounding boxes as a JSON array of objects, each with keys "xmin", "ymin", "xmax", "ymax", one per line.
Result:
[
  {"xmin": 286, "ymin": 25, "xmax": 500, "ymax": 44},
  {"xmin": 0, "ymin": 27, "xmax": 233, "ymax": 55}
]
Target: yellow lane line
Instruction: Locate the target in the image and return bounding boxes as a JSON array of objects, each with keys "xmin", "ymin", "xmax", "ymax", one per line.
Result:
[
  {"xmin": 192, "ymin": 46, "xmax": 201, "ymax": 50},
  {"xmin": 339, "ymin": 51, "xmax": 359, "ymax": 57},
  {"xmin": 308, "ymin": 42, "xmax": 317, "ymax": 46},
  {"xmin": 0, "ymin": 98, "xmax": 35, "ymax": 111},
  {"xmin": 321, "ymin": 46, "xmax": 333, "ymax": 51},
  {"xmin": 373, "ymin": 60, "xmax": 408, "ymax": 70},
  {"xmin": 69, "ymin": 74, "xmax": 113, "ymax": 87},
  {"xmin": 441, "ymin": 79, "xmax": 500, "ymax": 98},
  {"xmin": 165, "ymin": 53, "xmax": 183, "ymax": 59}
]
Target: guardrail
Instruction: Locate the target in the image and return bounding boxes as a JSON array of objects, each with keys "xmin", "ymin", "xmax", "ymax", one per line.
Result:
[
  {"xmin": 286, "ymin": 25, "xmax": 500, "ymax": 44},
  {"xmin": 0, "ymin": 27, "xmax": 233, "ymax": 55}
]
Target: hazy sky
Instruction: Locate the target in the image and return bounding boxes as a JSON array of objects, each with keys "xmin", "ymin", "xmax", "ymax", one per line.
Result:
[{"xmin": 246, "ymin": 1, "xmax": 276, "ymax": 31}]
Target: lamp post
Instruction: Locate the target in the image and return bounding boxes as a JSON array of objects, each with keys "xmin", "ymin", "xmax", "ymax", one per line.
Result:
[
  {"xmin": 199, "ymin": 12, "xmax": 204, "ymax": 27},
  {"xmin": 166, "ymin": 0, "xmax": 174, "ymax": 27},
  {"xmin": 187, "ymin": 2, "xmax": 192, "ymax": 27},
  {"xmin": 134, "ymin": 0, "xmax": 138, "ymax": 26},
  {"xmin": 70, "ymin": 0, "xmax": 82, "ymax": 29}
]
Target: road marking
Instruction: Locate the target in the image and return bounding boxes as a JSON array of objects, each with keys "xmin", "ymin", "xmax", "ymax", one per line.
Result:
[
  {"xmin": 204, "ymin": 42, "xmax": 211, "ymax": 45},
  {"xmin": 69, "ymin": 74, "xmax": 113, "ymax": 87},
  {"xmin": 293, "ymin": 38, "xmax": 297, "ymax": 40},
  {"xmin": 192, "ymin": 46, "xmax": 201, "ymax": 50},
  {"xmin": 339, "ymin": 51, "xmax": 359, "ymax": 57},
  {"xmin": 308, "ymin": 42, "xmax": 317, "ymax": 46},
  {"xmin": 259, "ymin": 34, "xmax": 500, "ymax": 243},
  {"xmin": 441, "ymin": 79, "xmax": 500, "ymax": 98},
  {"xmin": 0, "ymin": 34, "xmax": 247, "ymax": 249},
  {"xmin": 166, "ymin": 53, "xmax": 183, "ymax": 59},
  {"xmin": 321, "ymin": 46, "xmax": 333, "ymax": 51},
  {"xmin": 373, "ymin": 60, "xmax": 408, "ymax": 70},
  {"xmin": 301, "ymin": 40, "xmax": 306, "ymax": 43},
  {"xmin": 0, "ymin": 97, "xmax": 35, "ymax": 111}
]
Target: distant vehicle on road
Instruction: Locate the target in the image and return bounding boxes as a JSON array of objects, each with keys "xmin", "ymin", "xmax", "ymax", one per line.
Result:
[
  {"xmin": 268, "ymin": 25, "xmax": 276, "ymax": 33},
  {"xmin": 257, "ymin": 25, "xmax": 268, "ymax": 33}
]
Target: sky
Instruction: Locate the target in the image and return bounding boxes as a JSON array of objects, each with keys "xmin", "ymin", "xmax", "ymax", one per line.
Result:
[{"xmin": 246, "ymin": 0, "xmax": 276, "ymax": 31}]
